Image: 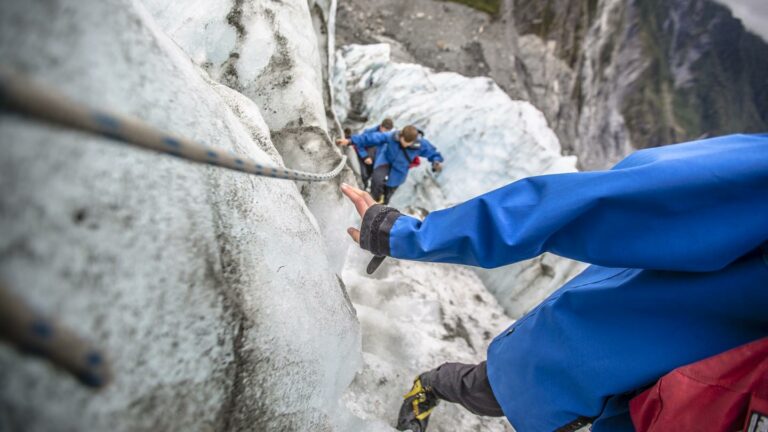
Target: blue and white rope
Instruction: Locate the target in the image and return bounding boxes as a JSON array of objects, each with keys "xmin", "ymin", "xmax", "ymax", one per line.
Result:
[
  {"xmin": 0, "ymin": 67, "xmax": 346, "ymax": 182},
  {"xmin": 0, "ymin": 280, "xmax": 112, "ymax": 388}
]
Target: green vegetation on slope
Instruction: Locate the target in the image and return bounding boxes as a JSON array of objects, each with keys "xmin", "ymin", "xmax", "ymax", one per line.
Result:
[
  {"xmin": 441, "ymin": 0, "xmax": 501, "ymax": 16},
  {"xmin": 512, "ymin": 0, "xmax": 598, "ymax": 67},
  {"xmin": 516, "ymin": 0, "xmax": 768, "ymax": 149},
  {"xmin": 625, "ymin": 0, "xmax": 768, "ymax": 147}
]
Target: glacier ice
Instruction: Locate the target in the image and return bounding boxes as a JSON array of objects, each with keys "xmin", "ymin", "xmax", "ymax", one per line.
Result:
[
  {"xmin": 333, "ymin": 44, "xmax": 586, "ymax": 319},
  {"xmin": 339, "ymin": 246, "xmax": 514, "ymax": 432},
  {"xmin": 143, "ymin": 0, "xmax": 358, "ymax": 273},
  {"xmin": 0, "ymin": 0, "xmax": 598, "ymax": 430},
  {"xmin": 0, "ymin": 0, "xmax": 360, "ymax": 430}
]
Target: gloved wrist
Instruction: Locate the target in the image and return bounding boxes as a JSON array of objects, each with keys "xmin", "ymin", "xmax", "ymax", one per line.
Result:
[{"xmin": 360, "ymin": 204, "xmax": 401, "ymax": 256}]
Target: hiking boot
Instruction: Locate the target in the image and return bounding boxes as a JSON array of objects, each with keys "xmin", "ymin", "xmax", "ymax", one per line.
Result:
[{"xmin": 396, "ymin": 374, "xmax": 440, "ymax": 432}]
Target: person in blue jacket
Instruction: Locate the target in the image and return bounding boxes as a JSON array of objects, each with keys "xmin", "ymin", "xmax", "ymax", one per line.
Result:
[
  {"xmin": 338, "ymin": 125, "xmax": 444, "ymax": 204},
  {"xmin": 340, "ymin": 133, "xmax": 768, "ymax": 432},
  {"xmin": 361, "ymin": 118, "xmax": 395, "ymax": 136},
  {"xmin": 341, "ymin": 118, "xmax": 395, "ymax": 189}
]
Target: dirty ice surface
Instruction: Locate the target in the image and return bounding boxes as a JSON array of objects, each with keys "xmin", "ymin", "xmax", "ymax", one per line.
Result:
[
  {"xmin": 338, "ymin": 247, "xmax": 514, "ymax": 432},
  {"xmin": 334, "ymin": 44, "xmax": 588, "ymax": 431},
  {"xmin": 334, "ymin": 43, "xmax": 585, "ymax": 320}
]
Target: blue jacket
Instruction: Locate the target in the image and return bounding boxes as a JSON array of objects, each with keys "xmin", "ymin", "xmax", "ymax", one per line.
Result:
[
  {"xmin": 349, "ymin": 124, "xmax": 386, "ymax": 159},
  {"xmin": 350, "ymin": 131, "xmax": 444, "ymax": 187},
  {"xmin": 353, "ymin": 125, "xmax": 387, "ymax": 161},
  {"xmin": 358, "ymin": 134, "xmax": 768, "ymax": 431},
  {"xmin": 350, "ymin": 125, "xmax": 387, "ymax": 159},
  {"xmin": 362, "ymin": 124, "xmax": 384, "ymax": 135}
]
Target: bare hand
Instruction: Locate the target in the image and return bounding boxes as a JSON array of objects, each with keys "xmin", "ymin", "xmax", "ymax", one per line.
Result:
[
  {"xmin": 364, "ymin": 157, "xmax": 373, "ymax": 165},
  {"xmin": 341, "ymin": 183, "xmax": 376, "ymax": 243},
  {"xmin": 432, "ymin": 162, "xmax": 443, "ymax": 172},
  {"xmin": 336, "ymin": 138, "xmax": 350, "ymax": 147}
]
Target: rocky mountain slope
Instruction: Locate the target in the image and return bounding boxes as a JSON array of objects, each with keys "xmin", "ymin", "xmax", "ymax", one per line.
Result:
[{"xmin": 337, "ymin": 0, "xmax": 768, "ymax": 169}]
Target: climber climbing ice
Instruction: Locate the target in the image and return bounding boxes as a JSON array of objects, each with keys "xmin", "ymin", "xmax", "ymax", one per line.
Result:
[
  {"xmin": 342, "ymin": 118, "xmax": 394, "ymax": 189},
  {"xmin": 342, "ymin": 133, "xmax": 768, "ymax": 432},
  {"xmin": 338, "ymin": 124, "xmax": 444, "ymax": 205}
]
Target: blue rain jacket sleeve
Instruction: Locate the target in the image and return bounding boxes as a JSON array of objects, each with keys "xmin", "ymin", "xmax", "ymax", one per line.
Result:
[
  {"xmin": 362, "ymin": 124, "xmax": 381, "ymax": 135},
  {"xmin": 361, "ymin": 134, "xmax": 768, "ymax": 432},
  {"xmin": 387, "ymin": 134, "xmax": 768, "ymax": 272},
  {"xmin": 487, "ymin": 257, "xmax": 768, "ymax": 432},
  {"xmin": 416, "ymin": 138, "xmax": 444, "ymax": 163},
  {"xmin": 356, "ymin": 134, "xmax": 768, "ymax": 431},
  {"xmin": 350, "ymin": 131, "xmax": 389, "ymax": 158}
]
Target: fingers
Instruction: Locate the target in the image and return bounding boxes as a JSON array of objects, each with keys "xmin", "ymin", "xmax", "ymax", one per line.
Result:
[
  {"xmin": 347, "ymin": 227, "xmax": 360, "ymax": 243},
  {"xmin": 341, "ymin": 183, "xmax": 368, "ymax": 217},
  {"xmin": 341, "ymin": 183, "xmax": 376, "ymax": 245},
  {"xmin": 341, "ymin": 183, "xmax": 375, "ymax": 217},
  {"xmin": 365, "ymin": 193, "xmax": 375, "ymax": 207}
]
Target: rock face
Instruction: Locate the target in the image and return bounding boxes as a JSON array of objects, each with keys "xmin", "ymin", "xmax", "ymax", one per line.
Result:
[
  {"xmin": 333, "ymin": 44, "xmax": 585, "ymax": 319},
  {"xmin": 336, "ymin": 0, "xmax": 768, "ymax": 169},
  {"xmin": 0, "ymin": 1, "xmax": 361, "ymax": 430},
  {"xmin": 513, "ymin": 0, "xmax": 768, "ymax": 167}
]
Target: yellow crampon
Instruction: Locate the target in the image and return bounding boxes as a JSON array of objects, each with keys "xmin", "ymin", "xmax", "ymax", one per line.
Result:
[
  {"xmin": 397, "ymin": 375, "xmax": 439, "ymax": 431},
  {"xmin": 404, "ymin": 378, "xmax": 436, "ymax": 421}
]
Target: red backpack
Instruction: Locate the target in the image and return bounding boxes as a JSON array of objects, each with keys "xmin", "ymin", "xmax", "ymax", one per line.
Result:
[{"xmin": 630, "ymin": 337, "xmax": 768, "ymax": 431}]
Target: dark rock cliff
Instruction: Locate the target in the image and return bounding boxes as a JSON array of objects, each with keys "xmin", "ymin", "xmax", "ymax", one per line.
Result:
[{"xmin": 337, "ymin": 0, "xmax": 768, "ymax": 169}]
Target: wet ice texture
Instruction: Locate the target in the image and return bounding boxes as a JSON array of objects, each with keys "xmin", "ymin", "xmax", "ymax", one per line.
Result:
[
  {"xmin": 1, "ymin": 1, "xmax": 591, "ymax": 431},
  {"xmin": 144, "ymin": 0, "xmax": 358, "ymax": 273},
  {"xmin": 333, "ymin": 44, "xmax": 586, "ymax": 319},
  {"xmin": 340, "ymin": 246, "xmax": 514, "ymax": 432},
  {"xmin": 0, "ymin": 1, "xmax": 360, "ymax": 431}
]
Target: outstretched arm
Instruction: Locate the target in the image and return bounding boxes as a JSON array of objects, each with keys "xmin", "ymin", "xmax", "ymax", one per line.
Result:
[
  {"xmin": 344, "ymin": 134, "xmax": 768, "ymax": 271},
  {"xmin": 350, "ymin": 131, "xmax": 389, "ymax": 158},
  {"xmin": 418, "ymin": 138, "xmax": 444, "ymax": 163}
]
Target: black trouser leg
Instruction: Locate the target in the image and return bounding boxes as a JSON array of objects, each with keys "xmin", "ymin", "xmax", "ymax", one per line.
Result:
[
  {"xmin": 370, "ymin": 164, "xmax": 390, "ymax": 203},
  {"xmin": 358, "ymin": 147, "xmax": 377, "ymax": 189},
  {"xmin": 382, "ymin": 185, "xmax": 398, "ymax": 205},
  {"xmin": 421, "ymin": 361, "xmax": 504, "ymax": 417},
  {"xmin": 359, "ymin": 160, "xmax": 372, "ymax": 189}
]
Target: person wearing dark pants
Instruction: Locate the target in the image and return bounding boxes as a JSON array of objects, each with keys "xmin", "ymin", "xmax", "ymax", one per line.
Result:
[
  {"xmin": 341, "ymin": 119, "xmax": 394, "ymax": 190},
  {"xmin": 424, "ymin": 362, "xmax": 503, "ymax": 417},
  {"xmin": 358, "ymin": 149, "xmax": 375, "ymax": 190},
  {"xmin": 338, "ymin": 125, "xmax": 443, "ymax": 204},
  {"xmin": 397, "ymin": 362, "xmax": 503, "ymax": 431},
  {"xmin": 369, "ymin": 164, "xmax": 397, "ymax": 205},
  {"xmin": 340, "ymin": 133, "xmax": 768, "ymax": 432}
]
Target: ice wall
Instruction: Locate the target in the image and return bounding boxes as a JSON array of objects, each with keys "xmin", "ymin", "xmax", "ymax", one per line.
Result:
[
  {"xmin": 143, "ymin": 0, "xmax": 356, "ymax": 272},
  {"xmin": 339, "ymin": 247, "xmax": 513, "ymax": 432},
  {"xmin": 333, "ymin": 44, "xmax": 586, "ymax": 318},
  {"xmin": 0, "ymin": 0, "xmax": 362, "ymax": 430}
]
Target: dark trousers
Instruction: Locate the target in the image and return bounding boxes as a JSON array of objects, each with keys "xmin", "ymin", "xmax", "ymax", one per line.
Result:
[
  {"xmin": 370, "ymin": 164, "xmax": 398, "ymax": 204},
  {"xmin": 421, "ymin": 361, "xmax": 504, "ymax": 417},
  {"xmin": 359, "ymin": 147, "xmax": 377, "ymax": 189},
  {"xmin": 359, "ymin": 158, "xmax": 373, "ymax": 189}
]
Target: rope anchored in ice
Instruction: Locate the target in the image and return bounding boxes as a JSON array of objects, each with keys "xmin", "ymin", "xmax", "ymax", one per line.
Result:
[{"xmin": 0, "ymin": 67, "xmax": 346, "ymax": 182}]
